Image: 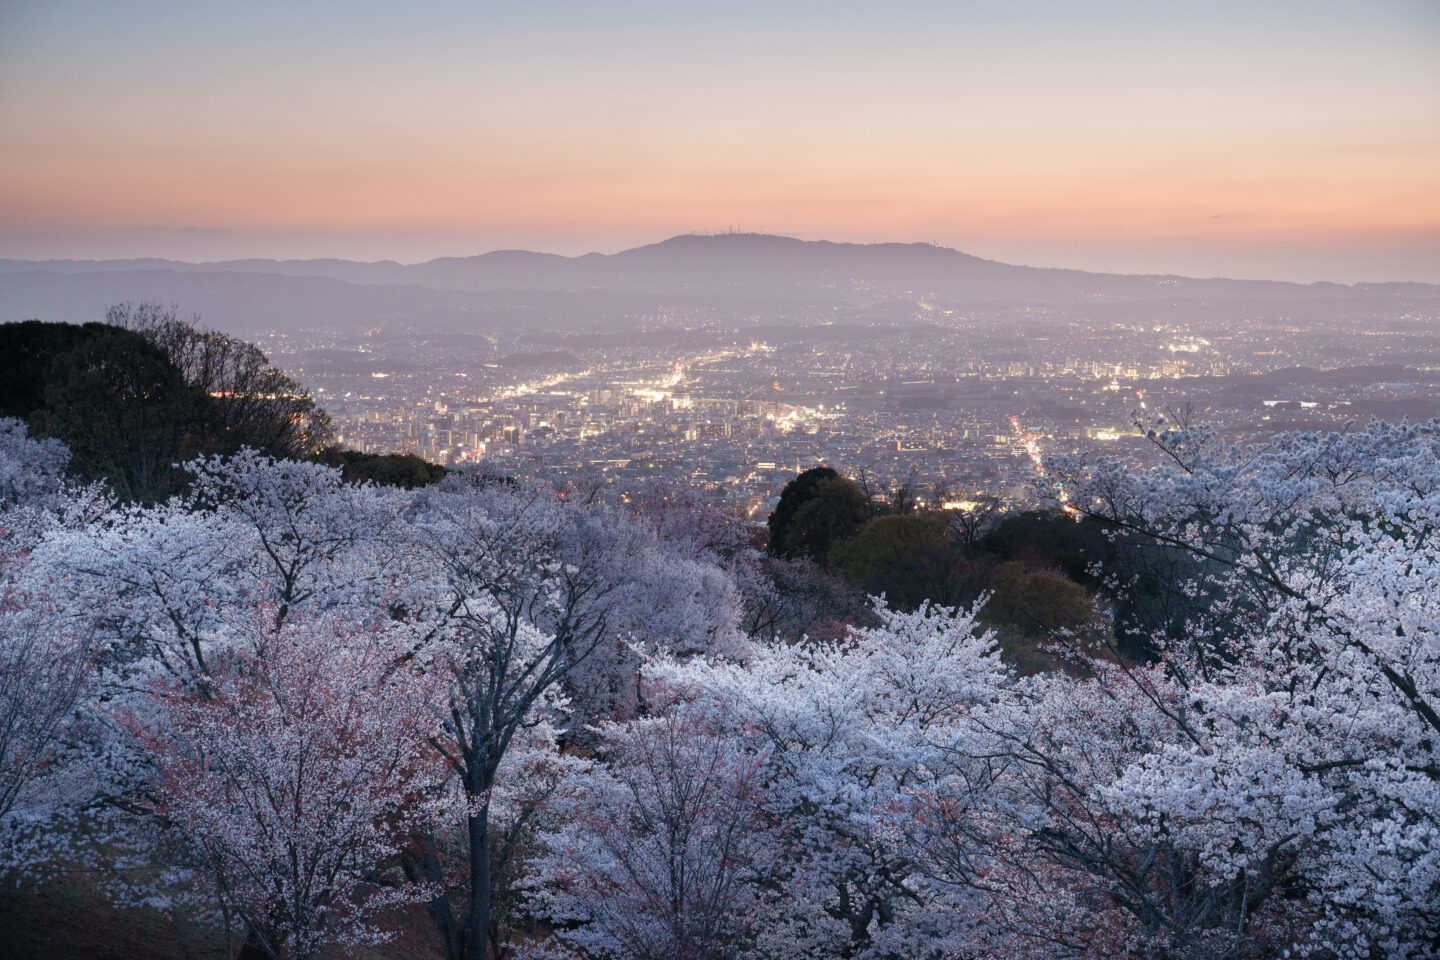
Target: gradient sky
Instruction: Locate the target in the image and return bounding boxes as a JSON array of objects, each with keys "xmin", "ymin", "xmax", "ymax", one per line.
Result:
[{"xmin": 1, "ymin": 0, "xmax": 1437, "ymax": 282}]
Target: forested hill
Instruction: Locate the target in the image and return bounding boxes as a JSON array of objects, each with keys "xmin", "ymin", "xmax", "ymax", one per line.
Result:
[{"xmin": 0, "ymin": 311, "xmax": 439, "ymax": 500}]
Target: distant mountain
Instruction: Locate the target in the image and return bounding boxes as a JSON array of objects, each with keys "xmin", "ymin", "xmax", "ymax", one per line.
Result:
[
  {"xmin": 2, "ymin": 234, "xmax": 1436, "ymax": 334},
  {"xmin": 0, "ymin": 269, "xmax": 727, "ymax": 335}
]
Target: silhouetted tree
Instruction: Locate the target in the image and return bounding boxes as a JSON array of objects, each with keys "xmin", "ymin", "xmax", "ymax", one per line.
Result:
[
  {"xmin": 111, "ymin": 303, "xmax": 333, "ymax": 459},
  {"xmin": 888, "ymin": 466, "xmax": 922, "ymax": 515},
  {"xmin": 943, "ymin": 494, "xmax": 1003, "ymax": 546},
  {"xmin": 1, "ymin": 312, "xmax": 334, "ymax": 502},
  {"xmin": 12, "ymin": 323, "xmax": 203, "ymax": 501},
  {"xmin": 768, "ymin": 467, "xmax": 841, "ymax": 556},
  {"xmin": 768, "ymin": 469, "xmax": 868, "ymax": 563}
]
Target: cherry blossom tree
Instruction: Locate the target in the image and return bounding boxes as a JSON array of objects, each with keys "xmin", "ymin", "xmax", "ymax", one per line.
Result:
[
  {"xmin": 649, "ymin": 600, "xmax": 1008, "ymax": 958},
  {"xmin": 0, "ymin": 420, "xmax": 106, "ymax": 875},
  {"xmin": 0, "ymin": 417, "xmax": 70, "ymax": 510},
  {"xmin": 20, "ymin": 451, "xmax": 744, "ymax": 958},
  {"xmin": 527, "ymin": 703, "xmax": 779, "ymax": 960},
  {"xmin": 34, "ymin": 450, "xmax": 413, "ymax": 692},
  {"xmin": 16, "ymin": 451, "xmax": 440, "ymax": 950},
  {"xmin": 0, "ymin": 578, "xmax": 101, "ymax": 875},
  {"xmin": 183, "ymin": 449, "xmax": 415, "ymax": 628},
  {"xmin": 400, "ymin": 475, "xmax": 745, "ymax": 960},
  {"xmin": 16, "ymin": 416, "xmax": 1436, "ymax": 960},
  {"xmin": 134, "ymin": 606, "xmax": 440, "ymax": 960},
  {"xmin": 600, "ymin": 420, "xmax": 1440, "ymax": 959},
  {"xmin": 1025, "ymin": 419, "xmax": 1440, "ymax": 957}
]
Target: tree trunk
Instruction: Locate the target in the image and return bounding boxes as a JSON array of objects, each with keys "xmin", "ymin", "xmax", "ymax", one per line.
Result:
[
  {"xmin": 236, "ymin": 923, "xmax": 276, "ymax": 960},
  {"xmin": 466, "ymin": 801, "xmax": 493, "ymax": 960},
  {"xmin": 406, "ymin": 836, "xmax": 463, "ymax": 960}
]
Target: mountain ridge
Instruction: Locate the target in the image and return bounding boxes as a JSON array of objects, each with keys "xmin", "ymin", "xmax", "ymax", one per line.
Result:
[
  {"xmin": 2, "ymin": 234, "xmax": 1436, "ymax": 335},
  {"xmin": 3, "ymin": 233, "xmax": 1433, "ymax": 301}
]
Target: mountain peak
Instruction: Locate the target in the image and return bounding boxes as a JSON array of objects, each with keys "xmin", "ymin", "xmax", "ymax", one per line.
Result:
[{"xmin": 3, "ymin": 237, "xmax": 1436, "ymax": 334}]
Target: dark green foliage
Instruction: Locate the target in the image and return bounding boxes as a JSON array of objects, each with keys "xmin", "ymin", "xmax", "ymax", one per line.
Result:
[
  {"xmin": 3, "ymin": 321, "xmax": 205, "ymax": 501},
  {"xmin": 980, "ymin": 511, "xmax": 1114, "ymax": 585},
  {"xmin": 829, "ymin": 513, "xmax": 984, "ymax": 610},
  {"xmin": 980, "ymin": 509, "xmax": 1208, "ymax": 660},
  {"xmin": 319, "ymin": 448, "xmax": 446, "ymax": 489},
  {"xmin": 768, "ymin": 468, "xmax": 869, "ymax": 563},
  {"xmin": 0, "ymin": 320, "xmax": 131, "ymax": 420},
  {"xmin": 762, "ymin": 478, "xmax": 1129, "ymax": 664},
  {"xmin": 983, "ymin": 561, "xmax": 1095, "ymax": 633},
  {"xmin": 768, "ymin": 466, "xmax": 840, "ymax": 556},
  {"xmin": 1, "ymin": 312, "xmax": 333, "ymax": 502}
]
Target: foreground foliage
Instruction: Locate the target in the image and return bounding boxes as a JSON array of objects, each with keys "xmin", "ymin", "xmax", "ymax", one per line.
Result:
[{"xmin": 1, "ymin": 416, "xmax": 1437, "ymax": 959}]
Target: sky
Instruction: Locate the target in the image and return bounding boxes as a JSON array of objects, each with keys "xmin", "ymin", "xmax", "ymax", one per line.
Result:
[{"xmin": 0, "ymin": 0, "xmax": 1437, "ymax": 282}]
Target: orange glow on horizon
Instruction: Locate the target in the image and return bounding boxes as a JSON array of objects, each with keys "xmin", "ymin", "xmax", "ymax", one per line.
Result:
[{"xmin": 1, "ymin": 2, "xmax": 1436, "ymax": 280}]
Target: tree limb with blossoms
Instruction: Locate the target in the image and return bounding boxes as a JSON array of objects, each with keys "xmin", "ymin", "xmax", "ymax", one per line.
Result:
[{"xmin": 129, "ymin": 606, "xmax": 442, "ymax": 960}]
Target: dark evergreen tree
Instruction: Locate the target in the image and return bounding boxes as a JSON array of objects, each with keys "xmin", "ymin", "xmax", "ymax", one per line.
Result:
[
  {"xmin": 768, "ymin": 466, "xmax": 843, "ymax": 557},
  {"xmin": 767, "ymin": 467, "xmax": 869, "ymax": 563}
]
